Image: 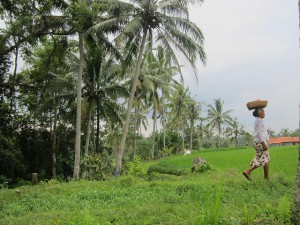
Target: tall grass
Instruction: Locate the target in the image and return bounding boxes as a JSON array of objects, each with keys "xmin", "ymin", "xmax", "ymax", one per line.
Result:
[{"xmin": 0, "ymin": 145, "xmax": 298, "ymax": 225}]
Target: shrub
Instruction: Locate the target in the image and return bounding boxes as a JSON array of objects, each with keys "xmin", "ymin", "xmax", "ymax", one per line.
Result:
[
  {"xmin": 191, "ymin": 163, "xmax": 212, "ymax": 173},
  {"xmin": 124, "ymin": 155, "xmax": 145, "ymax": 176},
  {"xmin": 161, "ymin": 146, "xmax": 174, "ymax": 158}
]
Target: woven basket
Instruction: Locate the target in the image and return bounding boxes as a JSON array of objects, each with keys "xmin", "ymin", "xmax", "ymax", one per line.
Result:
[{"xmin": 246, "ymin": 100, "xmax": 268, "ymax": 110}]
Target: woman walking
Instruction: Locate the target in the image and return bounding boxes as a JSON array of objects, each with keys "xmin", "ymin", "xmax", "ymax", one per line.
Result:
[{"xmin": 243, "ymin": 107, "xmax": 270, "ymax": 181}]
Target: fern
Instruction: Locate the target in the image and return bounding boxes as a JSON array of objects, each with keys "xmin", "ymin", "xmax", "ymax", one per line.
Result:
[
  {"xmin": 68, "ymin": 210, "xmax": 98, "ymax": 225},
  {"xmin": 277, "ymin": 195, "xmax": 292, "ymax": 224}
]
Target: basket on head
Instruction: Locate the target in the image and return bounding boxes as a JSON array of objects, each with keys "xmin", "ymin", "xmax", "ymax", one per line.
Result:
[{"xmin": 246, "ymin": 100, "xmax": 268, "ymax": 110}]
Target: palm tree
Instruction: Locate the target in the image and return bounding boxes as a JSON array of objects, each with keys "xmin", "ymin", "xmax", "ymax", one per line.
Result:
[
  {"xmin": 207, "ymin": 98, "xmax": 233, "ymax": 148},
  {"xmin": 73, "ymin": 32, "xmax": 84, "ymax": 179},
  {"xmin": 155, "ymin": 46, "xmax": 178, "ymax": 149},
  {"xmin": 196, "ymin": 116, "xmax": 207, "ymax": 149},
  {"xmin": 140, "ymin": 48, "xmax": 177, "ymax": 158},
  {"xmin": 99, "ymin": 0, "xmax": 206, "ymax": 172},
  {"xmin": 139, "ymin": 52, "xmax": 161, "ymax": 159},
  {"xmin": 167, "ymin": 84, "xmax": 193, "ymax": 153},
  {"xmin": 225, "ymin": 117, "xmax": 244, "ymax": 147},
  {"xmin": 279, "ymin": 128, "xmax": 291, "ymax": 137},
  {"xmin": 187, "ymin": 100, "xmax": 201, "ymax": 150},
  {"xmin": 80, "ymin": 32, "xmax": 125, "ymax": 178}
]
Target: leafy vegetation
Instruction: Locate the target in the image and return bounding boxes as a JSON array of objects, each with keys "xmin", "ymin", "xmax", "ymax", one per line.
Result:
[{"xmin": 0, "ymin": 145, "xmax": 297, "ymax": 224}]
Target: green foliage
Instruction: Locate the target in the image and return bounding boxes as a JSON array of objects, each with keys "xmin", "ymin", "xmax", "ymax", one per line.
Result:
[
  {"xmin": 161, "ymin": 146, "xmax": 174, "ymax": 158},
  {"xmin": 206, "ymin": 188, "xmax": 223, "ymax": 225},
  {"xmin": 0, "ymin": 146, "xmax": 298, "ymax": 224},
  {"xmin": 65, "ymin": 2, "xmax": 93, "ymax": 33},
  {"xmin": 148, "ymin": 164, "xmax": 188, "ymax": 176},
  {"xmin": 243, "ymin": 204, "xmax": 259, "ymax": 225},
  {"xmin": 83, "ymin": 152, "xmax": 113, "ymax": 180},
  {"xmin": 192, "ymin": 162, "xmax": 213, "ymax": 173},
  {"xmin": 124, "ymin": 155, "xmax": 145, "ymax": 176},
  {"xmin": 277, "ymin": 195, "xmax": 292, "ymax": 223}
]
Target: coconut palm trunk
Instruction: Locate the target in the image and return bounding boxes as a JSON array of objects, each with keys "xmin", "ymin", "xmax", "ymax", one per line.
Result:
[
  {"xmin": 151, "ymin": 109, "xmax": 157, "ymax": 159},
  {"xmin": 190, "ymin": 119, "xmax": 194, "ymax": 150},
  {"xmin": 116, "ymin": 26, "xmax": 148, "ymax": 173},
  {"xmin": 133, "ymin": 107, "xmax": 138, "ymax": 159},
  {"xmin": 73, "ymin": 33, "xmax": 84, "ymax": 179},
  {"xmin": 82, "ymin": 99, "xmax": 93, "ymax": 179},
  {"xmin": 51, "ymin": 97, "xmax": 58, "ymax": 178},
  {"xmin": 162, "ymin": 92, "xmax": 166, "ymax": 149},
  {"xmin": 218, "ymin": 126, "xmax": 222, "ymax": 148}
]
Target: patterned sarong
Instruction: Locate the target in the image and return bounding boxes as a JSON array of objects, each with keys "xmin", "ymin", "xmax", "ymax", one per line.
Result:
[{"xmin": 250, "ymin": 141, "xmax": 270, "ymax": 167}]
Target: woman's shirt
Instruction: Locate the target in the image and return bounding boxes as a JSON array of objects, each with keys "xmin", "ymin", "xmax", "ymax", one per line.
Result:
[{"xmin": 253, "ymin": 117, "xmax": 269, "ymax": 143}]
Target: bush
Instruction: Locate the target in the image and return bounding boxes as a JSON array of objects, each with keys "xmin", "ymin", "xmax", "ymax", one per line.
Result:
[
  {"xmin": 191, "ymin": 163, "xmax": 213, "ymax": 173},
  {"xmin": 124, "ymin": 155, "xmax": 145, "ymax": 176},
  {"xmin": 161, "ymin": 146, "xmax": 173, "ymax": 158}
]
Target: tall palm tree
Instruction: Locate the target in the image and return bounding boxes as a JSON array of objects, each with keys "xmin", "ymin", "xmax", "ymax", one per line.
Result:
[
  {"xmin": 73, "ymin": 32, "xmax": 84, "ymax": 179},
  {"xmin": 98, "ymin": 0, "xmax": 206, "ymax": 172},
  {"xmin": 187, "ymin": 100, "xmax": 201, "ymax": 150},
  {"xmin": 155, "ymin": 46, "xmax": 178, "ymax": 149},
  {"xmin": 140, "ymin": 48, "xmax": 177, "ymax": 158},
  {"xmin": 80, "ymin": 32, "xmax": 125, "ymax": 178},
  {"xmin": 167, "ymin": 84, "xmax": 193, "ymax": 153},
  {"xmin": 207, "ymin": 98, "xmax": 233, "ymax": 148},
  {"xmin": 225, "ymin": 117, "xmax": 244, "ymax": 147},
  {"xmin": 196, "ymin": 116, "xmax": 207, "ymax": 149}
]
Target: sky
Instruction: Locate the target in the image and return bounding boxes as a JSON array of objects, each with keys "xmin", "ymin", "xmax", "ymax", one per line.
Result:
[{"xmin": 183, "ymin": 0, "xmax": 300, "ymax": 133}]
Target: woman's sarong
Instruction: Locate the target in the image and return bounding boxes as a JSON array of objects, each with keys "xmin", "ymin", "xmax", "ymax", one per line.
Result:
[{"xmin": 250, "ymin": 141, "xmax": 270, "ymax": 167}]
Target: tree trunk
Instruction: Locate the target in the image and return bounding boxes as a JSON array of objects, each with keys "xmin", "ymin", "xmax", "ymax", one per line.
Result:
[
  {"xmin": 190, "ymin": 120, "xmax": 194, "ymax": 150},
  {"xmin": 73, "ymin": 33, "xmax": 84, "ymax": 179},
  {"xmin": 182, "ymin": 126, "xmax": 185, "ymax": 152},
  {"xmin": 82, "ymin": 99, "xmax": 93, "ymax": 179},
  {"xmin": 51, "ymin": 97, "xmax": 58, "ymax": 178},
  {"xmin": 96, "ymin": 96, "xmax": 100, "ymax": 153},
  {"xmin": 218, "ymin": 125, "xmax": 221, "ymax": 148},
  {"xmin": 116, "ymin": 27, "xmax": 148, "ymax": 173},
  {"xmin": 151, "ymin": 109, "xmax": 156, "ymax": 159},
  {"xmin": 162, "ymin": 91, "xmax": 166, "ymax": 149},
  {"xmin": 133, "ymin": 107, "xmax": 138, "ymax": 159},
  {"xmin": 11, "ymin": 38, "xmax": 18, "ymax": 111}
]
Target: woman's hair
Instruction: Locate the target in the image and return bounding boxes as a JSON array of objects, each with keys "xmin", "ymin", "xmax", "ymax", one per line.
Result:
[{"xmin": 253, "ymin": 108, "xmax": 262, "ymax": 117}]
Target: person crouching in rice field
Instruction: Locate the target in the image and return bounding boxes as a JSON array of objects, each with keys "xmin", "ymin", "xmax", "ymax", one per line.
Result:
[{"xmin": 243, "ymin": 107, "xmax": 270, "ymax": 181}]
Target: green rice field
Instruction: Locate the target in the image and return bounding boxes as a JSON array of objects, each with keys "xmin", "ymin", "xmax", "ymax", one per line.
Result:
[{"xmin": 0, "ymin": 145, "xmax": 298, "ymax": 225}]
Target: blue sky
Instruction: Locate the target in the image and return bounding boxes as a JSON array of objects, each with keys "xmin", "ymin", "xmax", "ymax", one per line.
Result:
[{"xmin": 184, "ymin": 0, "xmax": 300, "ymax": 133}]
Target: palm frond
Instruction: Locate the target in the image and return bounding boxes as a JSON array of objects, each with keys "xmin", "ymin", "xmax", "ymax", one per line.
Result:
[{"xmin": 115, "ymin": 15, "xmax": 143, "ymax": 46}]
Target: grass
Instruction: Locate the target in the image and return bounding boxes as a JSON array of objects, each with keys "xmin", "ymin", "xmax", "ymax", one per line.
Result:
[{"xmin": 0, "ymin": 145, "xmax": 298, "ymax": 225}]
